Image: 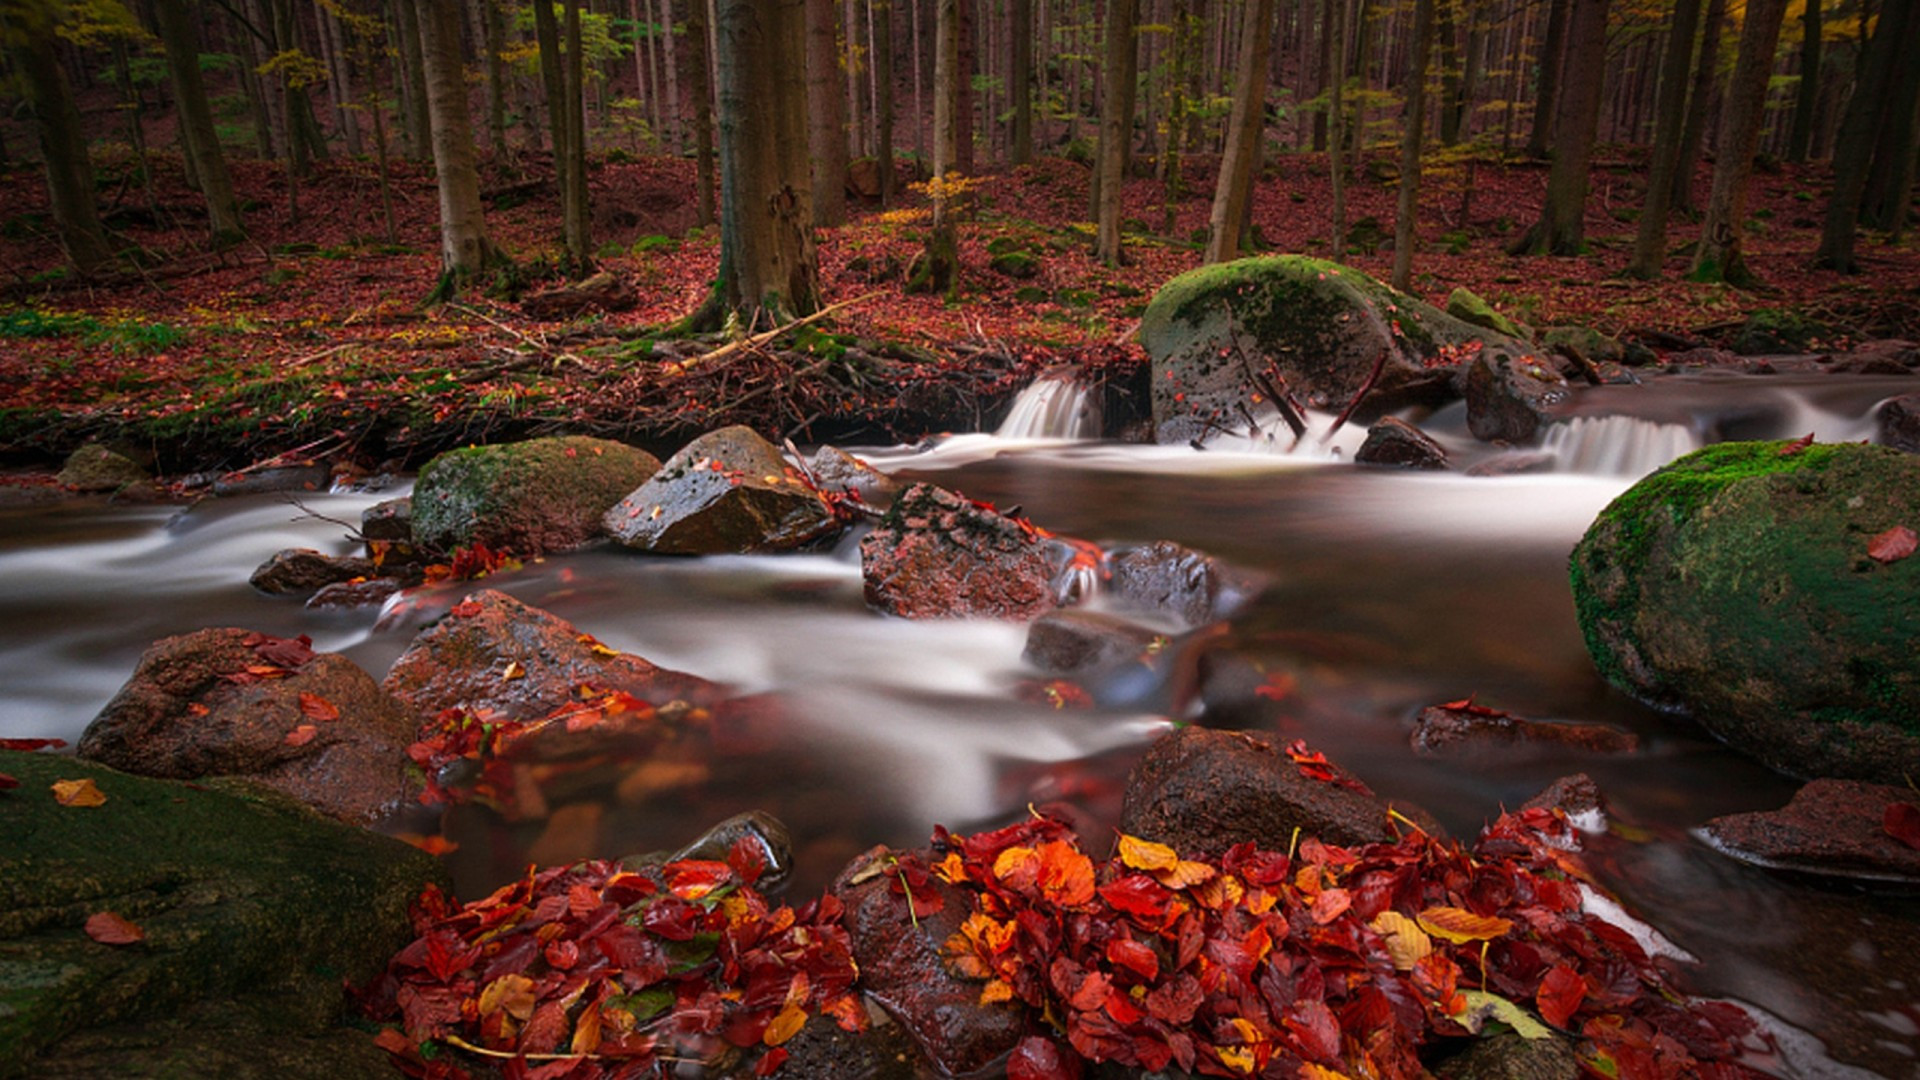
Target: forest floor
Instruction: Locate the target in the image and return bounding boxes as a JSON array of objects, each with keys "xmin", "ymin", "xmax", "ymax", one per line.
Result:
[{"xmin": 2, "ymin": 143, "xmax": 1917, "ymax": 477}]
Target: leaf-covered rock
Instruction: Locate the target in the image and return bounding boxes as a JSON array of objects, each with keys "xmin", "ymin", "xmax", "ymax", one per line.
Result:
[
  {"xmin": 1569, "ymin": 440, "xmax": 1920, "ymax": 783},
  {"xmin": 860, "ymin": 483, "xmax": 1066, "ymax": 621},
  {"xmin": 603, "ymin": 425, "xmax": 841, "ymax": 554},
  {"xmin": 1138, "ymin": 256, "xmax": 1540, "ymax": 444},
  {"xmin": 0, "ymin": 753, "xmax": 443, "ymax": 1079},
  {"xmin": 412, "ymin": 435, "xmax": 660, "ymax": 556},
  {"xmin": 76, "ymin": 628, "xmax": 418, "ymax": 824}
]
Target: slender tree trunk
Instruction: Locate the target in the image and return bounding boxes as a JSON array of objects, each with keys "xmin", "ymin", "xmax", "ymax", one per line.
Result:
[
  {"xmin": 875, "ymin": 0, "xmax": 897, "ymax": 201},
  {"xmin": 1525, "ymin": 0, "xmax": 1569, "ymax": 156},
  {"xmin": 1625, "ymin": 0, "xmax": 1703, "ymax": 277},
  {"xmin": 532, "ymin": 0, "xmax": 571, "ymax": 226},
  {"xmin": 414, "ymin": 0, "xmax": 502, "ymax": 285},
  {"xmin": 563, "ymin": 0, "xmax": 592, "ymax": 269},
  {"xmin": 1205, "ymin": 0, "xmax": 1274, "ymax": 263},
  {"xmin": 1391, "ymin": 0, "xmax": 1434, "ymax": 289},
  {"xmin": 1861, "ymin": 43, "xmax": 1920, "ymax": 229},
  {"xmin": 847, "ymin": 0, "xmax": 867, "ymax": 158},
  {"xmin": 1011, "ymin": 0, "xmax": 1034, "ymax": 162},
  {"xmin": 1691, "ymin": 0, "xmax": 1788, "ymax": 284},
  {"xmin": 478, "ymin": 0, "xmax": 508, "ymax": 154},
  {"xmin": 1329, "ymin": 0, "xmax": 1349, "ymax": 253},
  {"xmin": 662, "ymin": 0, "xmax": 683, "ymax": 147},
  {"xmin": 807, "ymin": 0, "xmax": 850, "ymax": 223},
  {"xmin": 1816, "ymin": 0, "xmax": 1917, "ymax": 268},
  {"xmin": 316, "ymin": 0, "xmax": 364, "ymax": 156},
  {"xmin": 687, "ymin": 0, "xmax": 718, "ymax": 224},
  {"xmin": 1671, "ymin": 0, "xmax": 1724, "ymax": 211},
  {"xmin": 909, "ymin": 0, "xmax": 962, "ymax": 293},
  {"xmin": 10, "ymin": 22, "xmax": 112, "ymax": 272},
  {"xmin": 956, "ymin": 0, "xmax": 976, "ymax": 172},
  {"xmin": 1507, "ymin": 0, "xmax": 1609, "ymax": 254},
  {"xmin": 157, "ymin": 0, "xmax": 246, "ymax": 243},
  {"xmin": 394, "ymin": 0, "xmax": 432, "ymax": 157},
  {"xmin": 1094, "ymin": 0, "xmax": 1140, "ymax": 264},
  {"xmin": 1436, "ymin": 0, "xmax": 1460, "ymax": 145}
]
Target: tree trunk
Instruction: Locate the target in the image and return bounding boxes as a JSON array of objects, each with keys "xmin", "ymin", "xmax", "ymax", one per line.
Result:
[
  {"xmin": 1205, "ymin": 0, "xmax": 1274, "ymax": 263},
  {"xmin": 1391, "ymin": 0, "xmax": 1435, "ymax": 289},
  {"xmin": 1816, "ymin": 0, "xmax": 1917, "ymax": 269},
  {"xmin": 316, "ymin": 0, "xmax": 365, "ymax": 156},
  {"xmin": 807, "ymin": 0, "xmax": 850, "ymax": 224},
  {"xmin": 956, "ymin": 0, "xmax": 975, "ymax": 172},
  {"xmin": 1329, "ymin": 0, "xmax": 1350, "ymax": 253},
  {"xmin": 708, "ymin": 0, "xmax": 819, "ymax": 324},
  {"xmin": 1507, "ymin": 0, "xmax": 1609, "ymax": 254},
  {"xmin": 846, "ymin": 0, "xmax": 867, "ymax": 158},
  {"xmin": 875, "ymin": 0, "xmax": 897, "ymax": 201},
  {"xmin": 394, "ymin": 0, "xmax": 433, "ymax": 157},
  {"xmin": 1525, "ymin": 0, "xmax": 1569, "ymax": 157},
  {"xmin": 414, "ymin": 0, "xmax": 502, "ymax": 285},
  {"xmin": 1691, "ymin": 0, "xmax": 1787, "ymax": 285},
  {"xmin": 1787, "ymin": 0, "xmax": 1819, "ymax": 161},
  {"xmin": 156, "ymin": 0, "xmax": 246, "ymax": 243},
  {"xmin": 910, "ymin": 0, "xmax": 962, "ymax": 294},
  {"xmin": 1094, "ymin": 0, "xmax": 1140, "ymax": 265},
  {"xmin": 563, "ymin": 0, "xmax": 592, "ymax": 269},
  {"xmin": 481, "ymin": 0, "xmax": 509, "ymax": 153},
  {"xmin": 687, "ymin": 0, "xmax": 719, "ymax": 224},
  {"xmin": 1625, "ymin": 0, "xmax": 1703, "ymax": 278},
  {"xmin": 1671, "ymin": 0, "xmax": 1725, "ymax": 211},
  {"xmin": 10, "ymin": 21, "xmax": 112, "ymax": 272},
  {"xmin": 1011, "ymin": 0, "xmax": 1034, "ymax": 162},
  {"xmin": 1861, "ymin": 35, "xmax": 1920, "ymax": 230},
  {"xmin": 1436, "ymin": 0, "xmax": 1460, "ymax": 145}
]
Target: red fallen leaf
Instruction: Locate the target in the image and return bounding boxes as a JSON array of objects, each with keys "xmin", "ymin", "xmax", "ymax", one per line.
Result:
[
  {"xmin": 244, "ymin": 631, "xmax": 316, "ymax": 669},
  {"xmin": 84, "ymin": 911, "xmax": 145, "ymax": 945},
  {"xmin": 0, "ymin": 737, "xmax": 66, "ymax": 752},
  {"xmin": 754, "ymin": 1047, "xmax": 791, "ymax": 1076},
  {"xmin": 1886, "ymin": 803, "xmax": 1920, "ymax": 851},
  {"xmin": 298, "ymin": 692, "xmax": 340, "ymax": 721},
  {"xmin": 1538, "ymin": 963, "xmax": 1588, "ymax": 1027},
  {"xmin": 450, "ymin": 599, "xmax": 483, "ymax": 618},
  {"xmin": 1106, "ymin": 936, "xmax": 1160, "ymax": 980},
  {"xmin": 1008, "ymin": 1035, "xmax": 1084, "ymax": 1080},
  {"xmin": 1868, "ymin": 525, "xmax": 1918, "ymax": 565},
  {"xmin": 0, "ymin": 773, "xmax": 17, "ymax": 790},
  {"xmin": 284, "ymin": 724, "xmax": 318, "ymax": 747},
  {"xmin": 1778, "ymin": 433, "xmax": 1815, "ymax": 456}
]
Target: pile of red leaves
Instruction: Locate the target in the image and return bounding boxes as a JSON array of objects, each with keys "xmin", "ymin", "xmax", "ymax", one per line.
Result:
[
  {"xmin": 362, "ymin": 840, "xmax": 862, "ymax": 1080},
  {"xmin": 924, "ymin": 810, "xmax": 1765, "ymax": 1080}
]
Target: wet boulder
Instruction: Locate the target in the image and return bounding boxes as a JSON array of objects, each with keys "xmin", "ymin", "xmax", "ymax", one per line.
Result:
[
  {"xmin": 831, "ymin": 846, "xmax": 1031, "ymax": 1076},
  {"xmin": 247, "ymin": 548, "xmax": 377, "ymax": 596},
  {"xmin": 0, "ymin": 753, "xmax": 442, "ymax": 1078},
  {"xmin": 1827, "ymin": 338, "xmax": 1917, "ymax": 374},
  {"xmin": 1118, "ymin": 726, "xmax": 1423, "ymax": 854},
  {"xmin": 809, "ymin": 445, "xmax": 901, "ymax": 506},
  {"xmin": 1462, "ymin": 349, "xmax": 1569, "ymax": 444},
  {"xmin": 413, "ymin": 436, "xmax": 660, "ymax": 556},
  {"xmin": 1569, "ymin": 441, "xmax": 1920, "ymax": 783},
  {"xmin": 360, "ymin": 496, "xmax": 412, "ymax": 542},
  {"xmin": 1022, "ymin": 609, "xmax": 1168, "ymax": 674},
  {"xmin": 382, "ymin": 589, "xmax": 720, "ymax": 724},
  {"xmin": 604, "ymin": 425, "xmax": 840, "ymax": 554},
  {"xmin": 1704, "ymin": 779, "xmax": 1920, "ymax": 883},
  {"xmin": 75, "ymin": 628, "xmax": 417, "ymax": 824},
  {"xmin": 1355, "ymin": 416, "xmax": 1451, "ymax": 469},
  {"xmin": 57, "ymin": 443, "xmax": 148, "ymax": 493},
  {"xmin": 305, "ymin": 577, "xmax": 405, "ymax": 610},
  {"xmin": 1433, "ymin": 1031, "xmax": 1582, "ymax": 1080},
  {"xmin": 1139, "ymin": 256, "xmax": 1538, "ymax": 443},
  {"xmin": 1411, "ymin": 700, "xmax": 1639, "ymax": 758},
  {"xmin": 1879, "ymin": 393, "xmax": 1920, "ymax": 454},
  {"xmin": 1106, "ymin": 539, "xmax": 1261, "ymax": 628},
  {"xmin": 860, "ymin": 483, "xmax": 1063, "ymax": 620}
]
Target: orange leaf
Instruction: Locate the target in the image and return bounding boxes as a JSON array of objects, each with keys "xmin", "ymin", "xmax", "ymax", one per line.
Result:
[
  {"xmin": 298, "ymin": 692, "xmax": 340, "ymax": 721},
  {"xmin": 1035, "ymin": 839, "xmax": 1096, "ymax": 907},
  {"xmin": 980, "ymin": 978, "xmax": 1015, "ymax": 1004},
  {"xmin": 1309, "ymin": 887, "xmax": 1353, "ymax": 925},
  {"xmin": 763, "ymin": 1003, "xmax": 808, "ymax": 1046},
  {"xmin": 502, "ymin": 660, "xmax": 526, "ymax": 681},
  {"xmin": 1416, "ymin": 906, "xmax": 1513, "ymax": 944},
  {"xmin": 396, "ymin": 832, "xmax": 460, "ymax": 855},
  {"xmin": 284, "ymin": 724, "xmax": 318, "ymax": 747},
  {"xmin": 52, "ymin": 778, "xmax": 106, "ymax": 807},
  {"xmin": 571, "ymin": 999, "xmax": 603, "ymax": 1055},
  {"xmin": 84, "ymin": 911, "xmax": 144, "ymax": 945},
  {"xmin": 1868, "ymin": 525, "xmax": 1917, "ymax": 564},
  {"xmin": 1153, "ymin": 858, "xmax": 1217, "ymax": 891},
  {"xmin": 1118, "ymin": 833, "xmax": 1179, "ymax": 872},
  {"xmin": 478, "ymin": 973, "xmax": 538, "ymax": 1021}
]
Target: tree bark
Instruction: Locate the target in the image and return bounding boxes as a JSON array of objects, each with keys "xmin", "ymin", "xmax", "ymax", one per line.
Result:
[
  {"xmin": 1691, "ymin": 0, "xmax": 1788, "ymax": 285},
  {"xmin": 1525, "ymin": 0, "xmax": 1569, "ymax": 157},
  {"xmin": 563, "ymin": 0, "xmax": 592, "ymax": 269},
  {"xmin": 1787, "ymin": 0, "xmax": 1819, "ymax": 161},
  {"xmin": 481, "ymin": 0, "xmax": 509, "ymax": 154},
  {"xmin": 394, "ymin": 0, "xmax": 433, "ymax": 157},
  {"xmin": 156, "ymin": 0, "xmax": 246, "ymax": 243},
  {"xmin": 687, "ymin": 0, "xmax": 718, "ymax": 225},
  {"xmin": 1507, "ymin": 0, "xmax": 1609, "ymax": 254},
  {"xmin": 1391, "ymin": 0, "xmax": 1435, "ymax": 289},
  {"xmin": 1816, "ymin": 0, "xmax": 1917, "ymax": 269},
  {"xmin": 1671, "ymin": 0, "xmax": 1724, "ymax": 211},
  {"xmin": 1011, "ymin": 0, "xmax": 1034, "ymax": 163},
  {"xmin": 9, "ymin": 17, "xmax": 112, "ymax": 272},
  {"xmin": 807, "ymin": 0, "xmax": 850, "ymax": 224},
  {"xmin": 414, "ymin": 0, "xmax": 502, "ymax": 284},
  {"xmin": 1205, "ymin": 0, "xmax": 1274, "ymax": 263},
  {"xmin": 1094, "ymin": 0, "xmax": 1140, "ymax": 265},
  {"xmin": 875, "ymin": 0, "xmax": 897, "ymax": 201},
  {"xmin": 1625, "ymin": 0, "xmax": 1703, "ymax": 278},
  {"xmin": 1328, "ymin": 0, "xmax": 1350, "ymax": 254}
]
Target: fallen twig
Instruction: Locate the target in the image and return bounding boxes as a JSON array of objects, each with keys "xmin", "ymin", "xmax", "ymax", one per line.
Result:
[
  {"xmin": 669, "ymin": 291, "xmax": 884, "ymax": 375},
  {"xmin": 1322, "ymin": 348, "xmax": 1390, "ymax": 442}
]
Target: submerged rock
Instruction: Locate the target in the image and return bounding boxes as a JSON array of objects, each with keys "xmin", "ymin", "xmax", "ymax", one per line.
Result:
[
  {"xmin": 211, "ymin": 462, "xmax": 329, "ymax": 496},
  {"xmin": 603, "ymin": 425, "xmax": 840, "ymax": 554},
  {"xmin": 56, "ymin": 443, "xmax": 148, "ymax": 493},
  {"xmin": 0, "ymin": 753, "xmax": 443, "ymax": 1077},
  {"xmin": 860, "ymin": 482, "xmax": 1062, "ymax": 620},
  {"xmin": 76, "ymin": 628, "xmax": 417, "ymax": 824},
  {"xmin": 1105, "ymin": 539, "xmax": 1261, "ymax": 628},
  {"xmin": 1569, "ymin": 441, "xmax": 1920, "ymax": 783},
  {"xmin": 247, "ymin": 547, "xmax": 377, "ymax": 596},
  {"xmin": 1355, "ymin": 416, "xmax": 1451, "ymax": 469},
  {"xmin": 412, "ymin": 435, "xmax": 659, "ymax": 556},
  {"xmin": 1139, "ymin": 256, "xmax": 1538, "ymax": 443},
  {"xmin": 1411, "ymin": 700, "xmax": 1639, "ymax": 758},
  {"xmin": 1704, "ymin": 778, "xmax": 1920, "ymax": 883},
  {"xmin": 1022, "ymin": 609, "xmax": 1169, "ymax": 674}
]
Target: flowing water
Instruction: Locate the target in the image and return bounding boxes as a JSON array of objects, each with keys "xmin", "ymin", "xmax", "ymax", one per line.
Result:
[{"xmin": 1, "ymin": 372, "xmax": 1915, "ymax": 1077}]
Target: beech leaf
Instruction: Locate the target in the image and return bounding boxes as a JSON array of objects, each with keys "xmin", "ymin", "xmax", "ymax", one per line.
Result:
[
  {"xmin": 1416, "ymin": 905, "xmax": 1513, "ymax": 944},
  {"xmin": 1452, "ymin": 990, "xmax": 1553, "ymax": 1040},
  {"xmin": 1886, "ymin": 803, "xmax": 1920, "ymax": 851},
  {"xmin": 0, "ymin": 737, "xmax": 66, "ymax": 752},
  {"xmin": 1536, "ymin": 963, "xmax": 1587, "ymax": 1028},
  {"xmin": 298, "ymin": 692, "xmax": 340, "ymax": 721},
  {"xmin": 51, "ymin": 778, "xmax": 106, "ymax": 807},
  {"xmin": 1368, "ymin": 910, "xmax": 1432, "ymax": 971},
  {"xmin": 284, "ymin": 724, "xmax": 318, "ymax": 747},
  {"xmin": 1868, "ymin": 525, "xmax": 1918, "ymax": 565},
  {"xmin": 84, "ymin": 911, "xmax": 145, "ymax": 945}
]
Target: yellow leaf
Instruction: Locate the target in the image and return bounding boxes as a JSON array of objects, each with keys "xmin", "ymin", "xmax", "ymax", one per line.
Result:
[
  {"xmin": 502, "ymin": 660, "xmax": 526, "ymax": 681},
  {"xmin": 1118, "ymin": 833, "xmax": 1178, "ymax": 871},
  {"xmin": 1154, "ymin": 858, "xmax": 1217, "ymax": 891},
  {"xmin": 980, "ymin": 978, "xmax": 1014, "ymax": 1004},
  {"xmin": 1369, "ymin": 911, "xmax": 1433, "ymax": 971},
  {"xmin": 51, "ymin": 778, "xmax": 106, "ymax": 807},
  {"xmin": 571, "ymin": 1000, "xmax": 603, "ymax": 1055},
  {"xmin": 477, "ymin": 973, "xmax": 537, "ymax": 1021},
  {"xmin": 1300, "ymin": 1065, "xmax": 1354, "ymax": 1080},
  {"xmin": 1216, "ymin": 1045, "xmax": 1257, "ymax": 1074},
  {"xmin": 763, "ymin": 1002, "xmax": 807, "ymax": 1046},
  {"xmin": 1417, "ymin": 906, "xmax": 1513, "ymax": 944}
]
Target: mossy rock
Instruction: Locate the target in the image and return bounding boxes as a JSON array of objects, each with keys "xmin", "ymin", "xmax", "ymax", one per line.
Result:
[
  {"xmin": 1139, "ymin": 256, "xmax": 1539, "ymax": 444},
  {"xmin": 1447, "ymin": 287, "xmax": 1528, "ymax": 340},
  {"xmin": 988, "ymin": 250, "xmax": 1042, "ymax": 279},
  {"xmin": 411, "ymin": 435, "xmax": 660, "ymax": 556},
  {"xmin": 1569, "ymin": 441, "xmax": 1920, "ymax": 783},
  {"xmin": 56, "ymin": 443, "xmax": 148, "ymax": 493},
  {"xmin": 0, "ymin": 754, "xmax": 444, "ymax": 1078},
  {"xmin": 1729, "ymin": 307, "xmax": 1829, "ymax": 355}
]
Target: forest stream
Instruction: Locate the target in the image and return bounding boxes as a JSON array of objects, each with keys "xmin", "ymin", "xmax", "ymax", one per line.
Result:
[{"xmin": 2, "ymin": 372, "xmax": 1916, "ymax": 1078}]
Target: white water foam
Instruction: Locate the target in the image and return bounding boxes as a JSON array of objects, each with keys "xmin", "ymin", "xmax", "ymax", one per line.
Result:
[
  {"xmin": 995, "ymin": 374, "xmax": 1101, "ymax": 439},
  {"xmin": 1541, "ymin": 415, "xmax": 1703, "ymax": 477}
]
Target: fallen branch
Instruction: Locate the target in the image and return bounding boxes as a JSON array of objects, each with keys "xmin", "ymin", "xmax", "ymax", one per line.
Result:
[
  {"xmin": 668, "ymin": 291, "xmax": 884, "ymax": 375},
  {"xmin": 1322, "ymin": 348, "xmax": 1390, "ymax": 443}
]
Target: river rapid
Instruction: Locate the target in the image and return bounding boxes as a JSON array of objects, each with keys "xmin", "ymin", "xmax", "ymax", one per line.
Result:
[{"xmin": 1, "ymin": 372, "xmax": 1915, "ymax": 1077}]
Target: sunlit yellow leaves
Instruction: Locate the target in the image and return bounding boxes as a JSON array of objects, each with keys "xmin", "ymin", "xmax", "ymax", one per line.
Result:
[
  {"xmin": 478, "ymin": 974, "xmax": 537, "ymax": 1022},
  {"xmin": 1369, "ymin": 911, "xmax": 1433, "ymax": 971},
  {"xmin": 1417, "ymin": 906, "xmax": 1514, "ymax": 944},
  {"xmin": 995, "ymin": 840, "xmax": 1096, "ymax": 907},
  {"xmin": 52, "ymin": 778, "xmax": 106, "ymax": 806},
  {"xmin": 763, "ymin": 1002, "xmax": 807, "ymax": 1045},
  {"xmin": 1117, "ymin": 833, "xmax": 1215, "ymax": 890},
  {"xmin": 1216, "ymin": 1044, "xmax": 1257, "ymax": 1074}
]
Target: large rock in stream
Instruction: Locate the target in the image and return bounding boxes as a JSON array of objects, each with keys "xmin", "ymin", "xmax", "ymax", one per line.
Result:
[
  {"xmin": 1138, "ymin": 256, "xmax": 1556, "ymax": 444},
  {"xmin": 603, "ymin": 425, "xmax": 841, "ymax": 554},
  {"xmin": 411, "ymin": 435, "xmax": 660, "ymax": 555},
  {"xmin": 1569, "ymin": 441, "xmax": 1920, "ymax": 783},
  {"xmin": 0, "ymin": 752, "xmax": 443, "ymax": 1079},
  {"xmin": 76, "ymin": 628, "xmax": 418, "ymax": 824},
  {"xmin": 859, "ymin": 483, "xmax": 1065, "ymax": 620}
]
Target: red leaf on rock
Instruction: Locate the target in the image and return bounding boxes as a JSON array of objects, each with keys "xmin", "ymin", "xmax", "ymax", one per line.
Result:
[
  {"xmin": 0, "ymin": 737, "xmax": 66, "ymax": 752},
  {"xmin": 1537, "ymin": 963, "xmax": 1588, "ymax": 1027},
  {"xmin": 450, "ymin": 599, "xmax": 483, "ymax": 618},
  {"xmin": 1778, "ymin": 433, "xmax": 1815, "ymax": 456},
  {"xmin": 1868, "ymin": 526, "xmax": 1918, "ymax": 564},
  {"xmin": 1008, "ymin": 1035, "xmax": 1084, "ymax": 1080},
  {"xmin": 85, "ymin": 911, "xmax": 145, "ymax": 945},
  {"xmin": 299, "ymin": 692, "xmax": 340, "ymax": 721},
  {"xmin": 245, "ymin": 631, "xmax": 315, "ymax": 669},
  {"xmin": 285, "ymin": 724, "xmax": 318, "ymax": 747},
  {"xmin": 1886, "ymin": 803, "xmax": 1920, "ymax": 851}
]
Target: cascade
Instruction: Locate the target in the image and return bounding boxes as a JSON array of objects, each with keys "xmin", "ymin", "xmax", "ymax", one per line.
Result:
[
  {"xmin": 1540, "ymin": 415, "xmax": 1702, "ymax": 477},
  {"xmin": 995, "ymin": 372, "xmax": 1101, "ymax": 439}
]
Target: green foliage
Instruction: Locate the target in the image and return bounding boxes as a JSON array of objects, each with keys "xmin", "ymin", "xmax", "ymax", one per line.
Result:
[{"xmin": 0, "ymin": 307, "xmax": 100, "ymax": 339}]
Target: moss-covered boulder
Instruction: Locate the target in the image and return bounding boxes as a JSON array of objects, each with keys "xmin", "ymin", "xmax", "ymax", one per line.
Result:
[
  {"xmin": 1138, "ymin": 256, "xmax": 1546, "ymax": 444},
  {"xmin": 1446, "ymin": 287, "xmax": 1528, "ymax": 339},
  {"xmin": 1569, "ymin": 441, "xmax": 1920, "ymax": 782},
  {"xmin": 412, "ymin": 436, "xmax": 660, "ymax": 556},
  {"xmin": 603, "ymin": 426, "xmax": 840, "ymax": 554},
  {"xmin": 0, "ymin": 753, "xmax": 444, "ymax": 1078},
  {"xmin": 56, "ymin": 443, "xmax": 148, "ymax": 493}
]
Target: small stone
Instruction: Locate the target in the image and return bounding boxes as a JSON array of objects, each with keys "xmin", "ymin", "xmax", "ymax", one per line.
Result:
[
  {"xmin": 1355, "ymin": 416, "xmax": 1450, "ymax": 469},
  {"xmin": 249, "ymin": 548, "xmax": 377, "ymax": 596}
]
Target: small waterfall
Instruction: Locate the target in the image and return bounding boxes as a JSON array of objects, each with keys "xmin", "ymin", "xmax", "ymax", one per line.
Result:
[
  {"xmin": 1541, "ymin": 416, "xmax": 1702, "ymax": 477},
  {"xmin": 996, "ymin": 372, "xmax": 1101, "ymax": 439}
]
